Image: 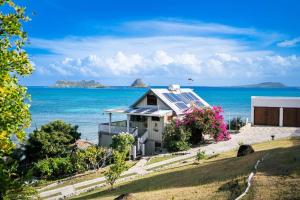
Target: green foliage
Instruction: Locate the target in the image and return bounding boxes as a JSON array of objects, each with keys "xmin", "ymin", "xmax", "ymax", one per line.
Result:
[
  {"xmin": 71, "ymin": 146, "xmax": 109, "ymax": 172},
  {"xmin": 228, "ymin": 117, "xmax": 246, "ymax": 131},
  {"xmin": 3, "ymin": 185, "xmax": 38, "ymax": 200},
  {"xmin": 33, "ymin": 157, "xmax": 73, "ymax": 179},
  {"xmin": 0, "ymin": 156, "xmax": 37, "ymax": 199},
  {"xmin": 111, "ymin": 132, "xmax": 135, "ymax": 154},
  {"xmin": 105, "ymin": 150, "xmax": 127, "ymax": 189},
  {"xmin": 0, "ymin": 0, "xmax": 34, "ymax": 198},
  {"xmin": 162, "ymin": 121, "xmax": 191, "ymax": 152},
  {"xmin": 25, "ymin": 120, "xmax": 81, "ymax": 162},
  {"xmin": 196, "ymin": 150, "xmax": 206, "ymax": 162},
  {"xmin": 71, "ymin": 150, "xmax": 87, "ymax": 173},
  {"xmin": 0, "ymin": 0, "xmax": 33, "ymax": 155}
]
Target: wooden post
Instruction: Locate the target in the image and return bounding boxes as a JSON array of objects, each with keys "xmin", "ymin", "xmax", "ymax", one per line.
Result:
[
  {"xmin": 127, "ymin": 114, "xmax": 130, "ymax": 133},
  {"xmin": 108, "ymin": 113, "xmax": 112, "ymax": 134}
]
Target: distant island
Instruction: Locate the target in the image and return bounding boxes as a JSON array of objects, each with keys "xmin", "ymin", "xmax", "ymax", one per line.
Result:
[
  {"xmin": 53, "ymin": 80, "xmax": 105, "ymax": 88},
  {"xmin": 131, "ymin": 79, "xmax": 148, "ymax": 88},
  {"xmin": 236, "ymin": 82, "xmax": 287, "ymax": 88}
]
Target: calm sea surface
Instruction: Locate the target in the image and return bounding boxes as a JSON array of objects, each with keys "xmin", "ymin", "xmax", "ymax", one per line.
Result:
[{"xmin": 27, "ymin": 86, "xmax": 300, "ymax": 142}]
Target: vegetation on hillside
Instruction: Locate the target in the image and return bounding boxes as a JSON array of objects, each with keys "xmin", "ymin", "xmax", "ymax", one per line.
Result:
[
  {"xmin": 227, "ymin": 117, "xmax": 246, "ymax": 131},
  {"xmin": 163, "ymin": 106, "xmax": 230, "ymax": 152},
  {"xmin": 105, "ymin": 133, "xmax": 135, "ymax": 189},
  {"xmin": 0, "ymin": 0, "xmax": 36, "ymax": 198},
  {"xmin": 71, "ymin": 138, "xmax": 300, "ymax": 200},
  {"xmin": 25, "ymin": 120, "xmax": 81, "ymax": 162}
]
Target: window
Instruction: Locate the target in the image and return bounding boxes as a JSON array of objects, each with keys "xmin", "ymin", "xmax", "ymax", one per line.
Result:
[
  {"xmin": 152, "ymin": 116, "xmax": 160, "ymax": 121},
  {"xmin": 147, "ymin": 94, "xmax": 157, "ymax": 105},
  {"xmin": 130, "ymin": 115, "xmax": 147, "ymax": 122}
]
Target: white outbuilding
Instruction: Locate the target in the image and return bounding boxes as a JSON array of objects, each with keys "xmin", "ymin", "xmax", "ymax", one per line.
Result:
[{"xmin": 251, "ymin": 96, "xmax": 300, "ymax": 127}]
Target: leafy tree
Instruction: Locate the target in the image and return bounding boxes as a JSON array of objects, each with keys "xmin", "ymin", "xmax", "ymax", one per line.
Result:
[
  {"xmin": 0, "ymin": 0, "xmax": 34, "ymax": 198},
  {"xmin": 105, "ymin": 150, "xmax": 127, "ymax": 189},
  {"xmin": 162, "ymin": 121, "xmax": 191, "ymax": 152},
  {"xmin": 83, "ymin": 146, "xmax": 107, "ymax": 170},
  {"xmin": 71, "ymin": 150, "xmax": 87, "ymax": 173},
  {"xmin": 25, "ymin": 120, "xmax": 81, "ymax": 162},
  {"xmin": 111, "ymin": 132, "xmax": 134, "ymax": 154},
  {"xmin": 0, "ymin": 0, "xmax": 33, "ymax": 155},
  {"xmin": 33, "ymin": 157, "xmax": 74, "ymax": 179}
]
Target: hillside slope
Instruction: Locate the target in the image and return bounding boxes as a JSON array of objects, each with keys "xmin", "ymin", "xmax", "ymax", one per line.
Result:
[{"xmin": 71, "ymin": 138, "xmax": 300, "ymax": 200}]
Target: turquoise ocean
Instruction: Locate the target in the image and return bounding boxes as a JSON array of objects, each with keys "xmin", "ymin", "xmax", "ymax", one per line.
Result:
[{"xmin": 27, "ymin": 86, "xmax": 300, "ymax": 143}]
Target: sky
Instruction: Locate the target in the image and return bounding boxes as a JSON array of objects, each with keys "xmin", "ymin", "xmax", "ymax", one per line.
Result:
[{"xmin": 16, "ymin": 0, "xmax": 300, "ymax": 86}]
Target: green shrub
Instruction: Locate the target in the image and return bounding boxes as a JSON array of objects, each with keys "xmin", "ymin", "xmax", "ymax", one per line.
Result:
[
  {"xmin": 196, "ymin": 150, "xmax": 206, "ymax": 162},
  {"xmin": 34, "ymin": 157, "xmax": 73, "ymax": 179},
  {"xmin": 25, "ymin": 120, "xmax": 81, "ymax": 162},
  {"xmin": 227, "ymin": 117, "xmax": 246, "ymax": 131},
  {"xmin": 105, "ymin": 150, "xmax": 127, "ymax": 189},
  {"xmin": 163, "ymin": 121, "xmax": 191, "ymax": 152},
  {"xmin": 111, "ymin": 132, "xmax": 135, "ymax": 154}
]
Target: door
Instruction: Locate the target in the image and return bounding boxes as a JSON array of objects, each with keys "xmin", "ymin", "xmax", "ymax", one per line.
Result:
[
  {"xmin": 283, "ymin": 108, "xmax": 300, "ymax": 127},
  {"xmin": 254, "ymin": 107, "xmax": 280, "ymax": 126}
]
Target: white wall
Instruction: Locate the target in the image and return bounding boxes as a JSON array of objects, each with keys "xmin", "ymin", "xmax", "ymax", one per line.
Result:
[{"xmin": 251, "ymin": 96, "xmax": 300, "ymax": 126}]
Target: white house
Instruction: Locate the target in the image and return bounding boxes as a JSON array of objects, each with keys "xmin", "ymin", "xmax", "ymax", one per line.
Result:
[
  {"xmin": 251, "ymin": 96, "xmax": 300, "ymax": 127},
  {"xmin": 98, "ymin": 85, "xmax": 210, "ymax": 156}
]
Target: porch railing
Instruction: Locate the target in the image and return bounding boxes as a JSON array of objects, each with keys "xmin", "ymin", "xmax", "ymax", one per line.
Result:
[{"xmin": 98, "ymin": 123, "xmax": 137, "ymax": 135}]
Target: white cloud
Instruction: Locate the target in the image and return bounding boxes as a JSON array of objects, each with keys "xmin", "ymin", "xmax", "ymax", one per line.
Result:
[
  {"xmin": 277, "ymin": 37, "xmax": 300, "ymax": 47},
  {"xmin": 153, "ymin": 50, "xmax": 174, "ymax": 65},
  {"xmin": 28, "ymin": 20, "xmax": 300, "ymax": 85}
]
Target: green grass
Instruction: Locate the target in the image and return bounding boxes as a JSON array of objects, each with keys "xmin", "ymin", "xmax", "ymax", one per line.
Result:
[
  {"xmin": 75, "ymin": 173, "xmax": 137, "ymax": 191},
  {"xmin": 69, "ymin": 137, "xmax": 300, "ymax": 200},
  {"xmin": 38, "ymin": 160, "xmax": 137, "ymax": 192},
  {"xmin": 145, "ymin": 154, "xmax": 179, "ymax": 166},
  {"xmin": 41, "ymin": 192, "xmax": 62, "ymax": 200}
]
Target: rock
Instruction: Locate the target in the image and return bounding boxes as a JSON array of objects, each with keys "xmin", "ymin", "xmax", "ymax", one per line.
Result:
[
  {"xmin": 114, "ymin": 193, "xmax": 134, "ymax": 200},
  {"xmin": 130, "ymin": 79, "xmax": 148, "ymax": 88},
  {"xmin": 237, "ymin": 145, "xmax": 254, "ymax": 157},
  {"xmin": 53, "ymin": 80, "xmax": 105, "ymax": 88}
]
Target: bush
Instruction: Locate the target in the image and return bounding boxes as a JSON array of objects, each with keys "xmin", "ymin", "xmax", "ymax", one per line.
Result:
[
  {"xmin": 25, "ymin": 120, "xmax": 81, "ymax": 162},
  {"xmin": 105, "ymin": 150, "xmax": 128, "ymax": 189},
  {"xmin": 111, "ymin": 133, "xmax": 135, "ymax": 154},
  {"xmin": 227, "ymin": 117, "xmax": 246, "ymax": 131},
  {"xmin": 179, "ymin": 106, "xmax": 230, "ymax": 144},
  {"xmin": 34, "ymin": 157, "xmax": 73, "ymax": 179},
  {"xmin": 196, "ymin": 150, "xmax": 206, "ymax": 162},
  {"xmin": 163, "ymin": 121, "xmax": 191, "ymax": 152},
  {"xmin": 71, "ymin": 146, "xmax": 110, "ymax": 173}
]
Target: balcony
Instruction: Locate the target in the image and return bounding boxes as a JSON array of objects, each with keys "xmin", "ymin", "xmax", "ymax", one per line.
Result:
[{"xmin": 98, "ymin": 120, "xmax": 138, "ymax": 137}]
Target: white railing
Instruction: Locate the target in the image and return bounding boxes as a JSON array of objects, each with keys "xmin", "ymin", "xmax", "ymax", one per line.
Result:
[
  {"xmin": 98, "ymin": 124, "xmax": 137, "ymax": 135},
  {"xmin": 139, "ymin": 130, "xmax": 148, "ymax": 144},
  {"xmin": 132, "ymin": 127, "xmax": 138, "ymax": 137}
]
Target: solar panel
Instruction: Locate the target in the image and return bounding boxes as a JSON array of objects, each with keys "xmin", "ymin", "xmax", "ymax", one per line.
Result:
[
  {"xmin": 144, "ymin": 108, "xmax": 158, "ymax": 114},
  {"xmin": 181, "ymin": 93, "xmax": 193, "ymax": 101},
  {"xmin": 176, "ymin": 94, "xmax": 191, "ymax": 104},
  {"xmin": 195, "ymin": 101, "xmax": 204, "ymax": 107},
  {"xmin": 175, "ymin": 102, "xmax": 189, "ymax": 110},
  {"xmin": 183, "ymin": 92, "xmax": 199, "ymax": 101},
  {"xmin": 163, "ymin": 93, "xmax": 177, "ymax": 102},
  {"xmin": 134, "ymin": 108, "xmax": 149, "ymax": 113}
]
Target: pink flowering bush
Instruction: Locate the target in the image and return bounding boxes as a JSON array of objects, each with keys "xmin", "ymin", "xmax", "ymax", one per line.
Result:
[
  {"xmin": 163, "ymin": 106, "xmax": 230, "ymax": 151},
  {"xmin": 178, "ymin": 106, "xmax": 231, "ymax": 144}
]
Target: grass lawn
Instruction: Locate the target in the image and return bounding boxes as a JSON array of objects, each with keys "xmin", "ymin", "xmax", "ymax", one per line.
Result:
[
  {"xmin": 38, "ymin": 160, "xmax": 137, "ymax": 192},
  {"xmin": 145, "ymin": 154, "xmax": 179, "ymax": 166},
  {"xmin": 69, "ymin": 137, "xmax": 300, "ymax": 200}
]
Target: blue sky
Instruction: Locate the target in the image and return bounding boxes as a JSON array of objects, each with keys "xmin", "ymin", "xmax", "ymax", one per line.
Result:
[{"xmin": 19, "ymin": 0, "xmax": 300, "ymax": 86}]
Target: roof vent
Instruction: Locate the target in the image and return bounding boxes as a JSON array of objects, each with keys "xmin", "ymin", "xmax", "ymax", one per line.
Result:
[{"xmin": 169, "ymin": 84, "xmax": 180, "ymax": 91}]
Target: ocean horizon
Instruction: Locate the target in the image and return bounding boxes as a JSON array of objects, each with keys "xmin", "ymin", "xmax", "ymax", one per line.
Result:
[{"xmin": 27, "ymin": 86, "xmax": 300, "ymax": 143}]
